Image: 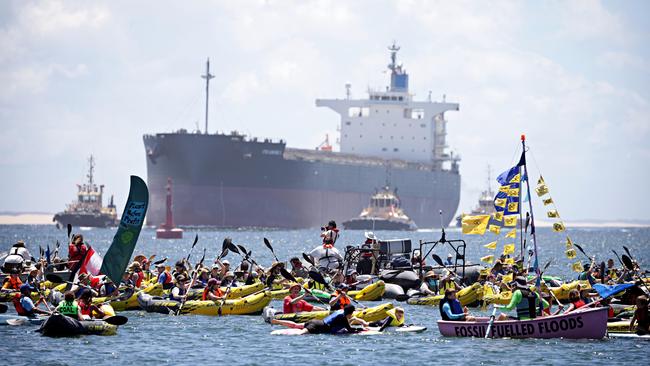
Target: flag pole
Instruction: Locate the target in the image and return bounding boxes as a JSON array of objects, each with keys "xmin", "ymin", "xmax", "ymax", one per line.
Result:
[{"xmin": 520, "ymin": 135, "xmax": 540, "ymax": 292}]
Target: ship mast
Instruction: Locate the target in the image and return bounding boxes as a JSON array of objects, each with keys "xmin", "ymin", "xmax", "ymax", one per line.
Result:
[
  {"xmin": 201, "ymin": 58, "xmax": 215, "ymax": 135},
  {"xmin": 87, "ymin": 155, "xmax": 95, "ymax": 186}
]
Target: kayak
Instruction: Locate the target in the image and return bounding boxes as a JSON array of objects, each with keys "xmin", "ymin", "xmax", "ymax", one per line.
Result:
[
  {"xmin": 269, "ymin": 302, "xmax": 394, "ymax": 323},
  {"xmin": 270, "ymin": 328, "xmax": 383, "ymax": 336},
  {"xmin": 395, "ymin": 325, "xmax": 427, "ymax": 333},
  {"xmin": 37, "ymin": 314, "xmax": 117, "ymax": 337},
  {"xmin": 170, "ymin": 282, "xmax": 264, "ymax": 301},
  {"xmin": 92, "ymin": 283, "xmax": 162, "ymax": 311},
  {"xmin": 407, "ymin": 283, "xmax": 482, "ymax": 307},
  {"xmin": 0, "ymin": 314, "xmax": 46, "ymax": 326},
  {"xmin": 548, "ymin": 280, "xmax": 591, "ymax": 301},
  {"xmin": 607, "ymin": 320, "xmax": 631, "ymax": 333},
  {"xmin": 270, "ymin": 288, "xmax": 331, "ymax": 302},
  {"xmin": 438, "ymin": 307, "xmax": 608, "ymax": 339},
  {"xmin": 350, "ymin": 280, "xmax": 385, "ymax": 301},
  {"xmin": 137, "ymin": 290, "xmax": 272, "ymax": 316},
  {"xmin": 608, "ymin": 332, "xmax": 650, "ymax": 340},
  {"xmin": 482, "ymin": 290, "xmax": 513, "ymax": 306}
]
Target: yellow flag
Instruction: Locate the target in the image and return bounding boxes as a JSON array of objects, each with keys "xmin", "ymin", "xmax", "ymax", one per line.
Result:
[
  {"xmin": 504, "ymin": 258, "xmax": 515, "ymax": 265},
  {"xmin": 462, "ymin": 214, "xmax": 491, "ymax": 235},
  {"xmin": 484, "ymin": 241, "xmax": 497, "ymax": 250},
  {"xmin": 481, "ymin": 255, "xmax": 494, "ymax": 264},
  {"xmin": 489, "ymin": 225, "xmax": 501, "ymax": 235},
  {"xmin": 537, "ymin": 176, "xmax": 545, "ymax": 185},
  {"xmin": 543, "ymin": 198, "xmax": 553, "ymax": 206},
  {"xmin": 493, "ymin": 212, "xmax": 503, "ymax": 222},
  {"xmin": 505, "ymin": 228, "xmax": 517, "ymax": 238},
  {"xmin": 502, "ymin": 273, "xmax": 513, "ymax": 283},
  {"xmin": 565, "ymin": 248, "xmax": 576, "ymax": 259},
  {"xmin": 507, "ymin": 202, "xmax": 519, "ymax": 212},
  {"xmin": 572, "ymin": 261, "xmax": 583, "ymax": 273},
  {"xmin": 480, "ymin": 268, "xmax": 490, "ymax": 276},
  {"xmin": 503, "ymin": 243, "xmax": 515, "ymax": 255},
  {"xmin": 547, "ymin": 210, "xmax": 559, "ymax": 218},
  {"xmin": 535, "ymin": 184, "xmax": 549, "ymax": 197},
  {"xmin": 507, "ymin": 188, "xmax": 519, "ymax": 197},
  {"xmin": 494, "ymin": 198, "xmax": 507, "ymax": 208},
  {"xmin": 553, "ymin": 222, "xmax": 566, "ymax": 232},
  {"xmin": 504, "ymin": 215, "xmax": 518, "ymax": 227},
  {"xmin": 499, "ymin": 185, "xmax": 510, "ymax": 193},
  {"xmin": 565, "ymin": 236, "xmax": 573, "ymax": 249},
  {"xmin": 509, "ymin": 174, "xmax": 521, "ymax": 183}
]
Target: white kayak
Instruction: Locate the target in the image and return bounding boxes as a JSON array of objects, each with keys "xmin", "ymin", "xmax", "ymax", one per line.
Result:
[
  {"xmin": 271, "ymin": 328, "xmax": 383, "ymax": 336},
  {"xmin": 608, "ymin": 332, "xmax": 650, "ymax": 340},
  {"xmin": 395, "ymin": 325, "xmax": 427, "ymax": 333}
]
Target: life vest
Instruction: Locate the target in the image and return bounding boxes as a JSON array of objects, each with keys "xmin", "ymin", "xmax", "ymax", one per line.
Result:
[
  {"xmin": 12, "ymin": 293, "xmax": 29, "ymax": 316},
  {"xmin": 202, "ymin": 287, "xmax": 224, "ymax": 301},
  {"xmin": 322, "ymin": 229, "xmax": 339, "ymax": 245},
  {"xmin": 133, "ymin": 272, "xmax": 144, "ymax": 288},
  {"xmin": 516, "ymin": 289, "xmax": 540, "ymax": 320},
  {"xmin": 3, "ymin": 276, "xmax": 23, "ymax": 290},
  {"xmin": 170, "ymin": 286, "xmax": 186, "ymax": 301},
  {"xmin": 442, "ymin": 280, "xmax": 456, "ymax": 292},
  {"xmin": 79, "ymin": 300, "xmax": 92, "ymax": 316},
  {"xmin": 90, "ymin": 276, "xmax": 101, "ymax": 289},
  {"xmin": 571, "ymin": 299, "xmax": 586, "ymax": 309},
  {"xmin": 438, "ymin": 298, "xmax": 463, "ymax": 321},
  {"xmin": 330, "ymin": 290, "xmax": 351, "ymax": 310},
  {"xmin": 386, "ymin": 308, "xmax": 405, "ymax": 326},
  {"xmin": 58, "ymin": 300, "xmax": 79, "ymax": 318},
  {"xmin": 310, "ymin": 280, "xmax": 326, "ymax": 291}
]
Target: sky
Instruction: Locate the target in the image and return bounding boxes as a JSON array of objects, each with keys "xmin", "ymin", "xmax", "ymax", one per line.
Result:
[{"xmin": 0, "ymin": 0, "xmax": 648, "ymax": 222}]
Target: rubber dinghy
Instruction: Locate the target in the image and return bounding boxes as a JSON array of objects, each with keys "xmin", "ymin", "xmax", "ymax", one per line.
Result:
[
  {"xmin": 37, "ymin": 314, "xmax": 117, "ymax": 337},
  {"xmin": 137, "ymin": 291, "xmax": 272, "ymax": 316},
  {"xmin": 438, "ymin": 307, "xmax": 608, "ymax": 339}
]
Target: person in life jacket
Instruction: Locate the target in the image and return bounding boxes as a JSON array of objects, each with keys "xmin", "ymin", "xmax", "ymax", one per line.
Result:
[
  {"xmin": 329, "ymin": 284, "xmax": 352, "ymax": 311},
  {"xmin": 420, "ymin": 271, "xmax": 440, "ymax": 296},
  {"xmin": 11, "ymin": 241, "xmax": 33, "ymax": 262},
  {"xmin": 439, "ymin": 288, "xmax": 475, "ymax": 321},
  {"xmin": 439, "ymin": 270, "xmax": 460, "ymax": 293},
  {"xmin": 170, "ymin": 274, "xmax": 189, "ymax": 301},
  {"xmin": 283, "ymin": 283, "xmax": 326, "ymax": 313},
  {"xmin": 496, "ymin": 277, "xmax": 549, "ymax": 321},
  {"xmin": 78, "ymin": 288, "xmax": 105, "ymax": 319},
  {"xmin": 271, "ymin": 304, "xmax": 368, "ymax": 335},
  {"xmin": 56, "ymin": 291, "xmax": 82, "ymax": 320},
  {"xmin": 156, "ymin": 263, "xmax": 174, "ymax": 290},
  {"xmin": 309, "ymin": 222, "xmax": 344, "ymax": 272},
  {"xmin": 320, "ymin": 220, "xmax": 340, "ymax": 246},
  {"xmin": 2, "ymin": 269, "xmax": 23, "ymax": 290},
  {"xmin": 13, "ymin": 283, "xmax": 50, "ymax": 318},
  {"xmin": 71, "ymin": 273, "xmax": 98, "ymax": 298},
  {"xmin": 562, "ymin": 289, "xmax": 586, "ymax": 314},
  {"xmin": 128, "ymin": 261, "xmax": 145, "ymax": 288},
  {"xmin": 370, "ymin": 306, "xmax": 406, "ymax": 331},
  {"xmin": 67, "ymin": 234, "xmax": 88, "ymax": 271},
  {"xmin": 202, "ymin": 278, "xmax": 225, "ymax": 301},
  {"xmin": 290, "ymin": 257, "xmax": 309, "ymax": 279},
  {"xmin": 99, "ymin": 277, "xmax": 118, "ymax": 297}
]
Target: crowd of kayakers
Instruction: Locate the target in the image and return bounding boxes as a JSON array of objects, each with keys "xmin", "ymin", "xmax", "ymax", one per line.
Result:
[{"xmin": 1, "ymin": 220, "xmax": 649, "ymax": 337}]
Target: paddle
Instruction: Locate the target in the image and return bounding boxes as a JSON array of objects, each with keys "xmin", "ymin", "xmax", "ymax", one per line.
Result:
[
  {"xmin": 153, "ymin": 257, "xmax": 168, "ymax": 266},
  {"xmin": 224, "ymin": 238, "xmax": 240, "ymax": 255},
  {"xmin": 536, "ymin": 260, "xmax": 563, "ymax": 308},
  {"xmin": 612, "ymin": 250, "xmax": 625, "ymax": 267},
  {"xmin": 185, "ymin": 234, "xmax": 199, "ymax": 262},
  {"xmin": 103, "ymin": 315, "xmax": 128, "ymax": 326},
  {"xmin": 279, "ymin": 267, "xmax": 329, "ymax": 309},
  {"xmin": 302, "ymin": 253, "xmax": 315, "ymax": 267},
  {"xmin": 600, "ymin": 262, "xmax": 606, "ymax": 284},
  {"xmin": 307, "ymin": 269, "xmax": 366, "ymax": 309},
  {"xmin": 485, "ymin": 306, "xmax": 497, "ymax": 339},
  {"xmin": 264, "ymin": 238, "xmax": 280, "ymax": 262},
  {"xmin": 176, "ymin": 248, "xmax": 206, "ymax": 316},
  {"xmin": 0, "ymin": 303, "xmax": 7, "ymax": 313},
  {"xmin": 431, "ymin": 254, "xmax": 465, "ymax": 289},
  {"xmin": 573, "ymin": 243, "xmax": 592, "ymax": 262},
  {"xmin": 621, "ymin": 254, "xmax": 650, "ymax": 293}
]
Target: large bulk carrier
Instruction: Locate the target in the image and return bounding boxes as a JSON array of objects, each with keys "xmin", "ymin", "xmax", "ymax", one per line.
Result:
[{"xmin": 143, "ymin": 44, "xmax": 461, "ymax": 228}]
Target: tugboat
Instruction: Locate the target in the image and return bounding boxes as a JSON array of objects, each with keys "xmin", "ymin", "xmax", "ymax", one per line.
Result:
[
  {"xmin": 52, "ymin": 155, "xmax": 119, "ymax": 228},
  {"xmin": 455, "ymin": 166, "xmax": 497, "ymax": 227},
  {"xmin": 343, "ymin": 186, "xmax": 417, "ymax": 231}
]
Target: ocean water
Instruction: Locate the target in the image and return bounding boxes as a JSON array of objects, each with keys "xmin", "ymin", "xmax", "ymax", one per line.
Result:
[{"xmin": 0, "ymin": 225, "xmax": 648, "ymax": 366}]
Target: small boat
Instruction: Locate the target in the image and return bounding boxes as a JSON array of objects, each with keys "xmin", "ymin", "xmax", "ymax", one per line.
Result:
[
  {"xmin": 343, "ymin": 186, "xmax": 417, "ymax": 231},
  {"xmin": 438, "ymin": 307, "xmax": 608, "ymax": 339},
  {"xmin": 37, "ymin": 314, "xmax": 117, "ymax": 337},
  {"xmin": 266, "ymin": 302, "xmax": 394, "ymax": 324}
]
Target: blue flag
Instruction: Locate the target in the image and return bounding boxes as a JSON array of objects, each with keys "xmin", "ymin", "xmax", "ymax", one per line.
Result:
[
  {"xmin": 592, "ymin": 283, "xmax": 634, "ymax": 299},
  {"xmin": 46, "ymin": 245, "xmax": 51, "ymax": 264}
]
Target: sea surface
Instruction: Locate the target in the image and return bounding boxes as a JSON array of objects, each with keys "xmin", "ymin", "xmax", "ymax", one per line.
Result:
[{"xmin": 0, "ymin": 225, "xmax": 648, "ymax": 366}]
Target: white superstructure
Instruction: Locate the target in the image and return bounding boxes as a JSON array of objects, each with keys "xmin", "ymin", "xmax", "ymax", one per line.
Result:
[{"xmin": 316, "ymin": 43, "xmax": 460, "ymax": 170}]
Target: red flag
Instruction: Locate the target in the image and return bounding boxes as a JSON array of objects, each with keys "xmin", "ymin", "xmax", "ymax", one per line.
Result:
[{"xmin": 79, "ymin": 246, "xmax": 104, "ymax": 276}]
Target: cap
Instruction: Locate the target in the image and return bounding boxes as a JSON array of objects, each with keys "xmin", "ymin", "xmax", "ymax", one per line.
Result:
[
  {"xmin": 14, "ymin": 240, "xmax": 26, "ymax": 247},
  {"xmin": 20, "ymin": 283, "xmax": 35, "ymax": 293},
  {"xmin": 364, "ymin": 231, "xmax": 377, "ymax": 240},
  {"xmin": 156, "ymin": 263, "xmax": 166, "ymax": 268},
  {"xmin": 447, "ymin": 253, "xmax": 453, "ymax": 258},
  {"xmin": 222, "ymin": 260, "xmax": 230, "ymax": 265}
]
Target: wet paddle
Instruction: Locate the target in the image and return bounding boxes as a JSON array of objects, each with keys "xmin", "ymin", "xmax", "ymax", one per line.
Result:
[
  {"xmin": 308, "ymin": 270, "xmax": 366, "ymax": 309},
  {"xmin": 573, "ymin": 243, "xmax": 592, "ymax": 261},
  {"xmin": 264, "ymin": 238, "xmax": 280, "ymax": 262},
  {"xmin": 279, "ymin": 267, "xmax": 329, "ymax": 309},
  {"xmin": 185, "ymin": 234, "xmax": 199, "ymax": 262},
  {"xmin": 621, "ymin": 254, "xmax": 650, "ymax": 293},
  {"xmin": 485, "ymin": 306, "xmax": 497, "ymax": 339},
  {"xmin": 103, "ymin": 315, "xmax": 128, "ymax": 326},
  {"xmin": 431, "ymin": 254, "xmax": 465, "ymax": 289},
  {"xmin": 176, "ymin": 248, "xmax": 206, "ymax": 316},
  {"xmin": 0, "ymin": 303, "xmax": 7, "ymax": 313},
  {"xmin": 302, "ymin": 253, "xmax": 315, "ymax": 267}
]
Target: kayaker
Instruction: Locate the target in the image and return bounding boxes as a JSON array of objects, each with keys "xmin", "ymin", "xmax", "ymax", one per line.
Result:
[
  {"xmin": 329, "ymin": 284, "xmax": 352, "ymax": 311},
  {"xmin": 221, "ymin": 271, "xmax": 237, "ymax": 288},
  {"xmin": 283, "ymin": 283, "xmax": 325, "ymax": 313},
  {"xmin": 128, "ymin": 261, "xmax": 145, "ymax": 288},
  {"xmin": 173, "ymin": 260, "xmax": 189, "ymax": 279},
  {"xmin": 420, "ymin": 271, "xmax": 439, "ymax": 295},
  {"xmin": 357, "ymin": 232, "xmax": 378, "ymax": 275},
  {"xmin": 67, "ymin": 234, "xmax": 88, "ymax": 271},
  {"xmin": 71, "ymin": 273, "xmax": 98, "ymax": 298},
  {"xmin": 26, "ymin": 265, "xmax": 42, "ymax": 289},
  {"xmin": 217, "ymin": 260, "xmax": 231, "ymax": 279},
  {"xmin": 445, "ymin": 253, "xmax": 454, "ymax": 266},
  {"xmin": 491, "ymin": 260, "xmax": 507, "ymax": 276},
  {"xmin": 2, "ymin": 269, "xmax": 23, "ymax": 290},
  {"xmin": 271, "ymin": 304, "xmax": 367, "ymax": 334},
  {"xmin": 290, "ymin": 257, "xmax": 309, "ymax": 279},
  {"xmin": 629, "ymin": 295, "xmax": 649, "ymax": 335},
  {"xmin": 156, "ymin": 263, "xmax": 174, "ymax": 289},
  {"xmin": 439, "ymin": 288, "xmax": 475, "ymax": 321},
  {"xmin": 56, "ymin": 291, "xmax": 82, "ymax": 321},
  {"xmin": 99, "ymin": 277, "xmax": 118, "ymax": 297},
  {"xmin": 209, "ymin": 265, "xmax": 221, "ymax": 281},
  {"xmin": 170, "ymin": 274, "xmax": 189, "ymax": 301},
  {"xmin": 496, "ymin": 277, "xmax": 548, "ymax": 321},
  {"xmin": 577, "ymin": 262, "xmax": 596, "ymax": 285},
  {"xmin": 78, "ymin": 289, "xmax": 105, "ymax": 319},
  {"xmin": 202, "ymin": 278, "xmax": 225, "ymax": 301},
  {"xmin": 344, "ymin": 269, "xmax": 359, "ymax": 290},
  {"xmin": 198, "ymin": 267, "xmax": 210, "ymax": 286},
  {"xmin": 13, "ymin": 283, "xmax": 50, "ymax": 318},
  {"xmin": 370, "ymin": 306, "xmax": 405, "ymax": 330},
  {"xmin": 562, "ymin": 289, "xmax": 585, "ymax": 314},
  {"xmin": 439, "ymin": 271, "xmax": 460, "ymax": 293}
]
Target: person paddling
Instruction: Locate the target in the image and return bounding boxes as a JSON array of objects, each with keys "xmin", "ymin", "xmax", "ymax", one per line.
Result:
[
  {"xmin": 630, "ymin": 295, "xmax": 649, "ymax": 335},
  {"xmin": 562, "ymin": 289, "xmax": 585, "ymax": 314},
  {"xmin": 170, "ymin": 274, "xmax": 189, "ymax": 301},
  {"xmin": 439, "ymin": 288, "xmax": 475, "ymax": 321},
  {"xmin": 78, "ymin": 288, "xmax": 105, "ymax": 319},
  {"xmin": 202, "ymin": 278, "xmax": 225, "ymax": 301},
  {"xmin": 496, "ymin": 277, "xmax": 549, "ymax": 321},
  {"xmin": 2, "ymin": 269, "xmax": 23, "ymax": 290},
  {"xmin": 56, "ymin": 291, "xmax": 82, "ymax": 321},
  {"xmin": 283, "ymin": 283, "xmax": 325, "ymax": 313},
  {"xmin": 420, "ymin": 271, "xmax": 439, "ymax": 295},
  {"xmin": 271, "ymin": 304, "xmax": 367, "ymax": 334},
  {"xmin": 67, "ymin": 234, "xmax": 88, "ymax": 271},
  {"xmin": 156, "ymin": 263, "xmax": 174, "ymax": 289},
  {"xmin": 329, "ymin": 284, "xmax": 352, "ymax": 311},
  {"xmin": 13, "ymin": 283, "xmax": 50, "ymax": 318}
]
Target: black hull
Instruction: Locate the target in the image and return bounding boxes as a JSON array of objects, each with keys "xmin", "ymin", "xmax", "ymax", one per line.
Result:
[
  {"xmin": 342, "ymin": 218, "xmax": 414, "ymax": 231},
  {"xmin": 53, "ymin": 213, "xmax": 118, "ymax": 228},
  {"xmin": 143, "ymin": 133, "xmax": 461, "ymax": 229}
]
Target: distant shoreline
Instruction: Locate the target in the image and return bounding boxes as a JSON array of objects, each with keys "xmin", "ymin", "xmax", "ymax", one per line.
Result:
[{"xmin": 0, "ymin": 213, "xmax": 55, "ymax": 225}]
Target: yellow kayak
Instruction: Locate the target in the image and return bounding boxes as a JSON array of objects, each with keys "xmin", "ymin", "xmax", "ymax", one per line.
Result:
[
  {"xmin": 167, "ymin": 282, "xmax": 265, "ymax": 300},
  {"xmin": 607, "ymin": 320, "xmax": 631, "ymax": 333},
  {"xmin": 93, "ymin": 283, "xmax": 163, "ymax": 311},
  {"xmin": 272, "ymin": 302, "xmax": 394, "ymax": 323},
  {"xmin": 548, "ymin": 281, "xmax": 590, "ymax": 301},
  {"xmin": 138, "ymin": 290, "xmax": 272, "ymax": 316},
  {"xmin": 349, "ymin": 281, "xmax": 385, "ymax": 301},
  {"xmin": 407, "ymin": 283, "xmax": 483, "ymax": 306}
]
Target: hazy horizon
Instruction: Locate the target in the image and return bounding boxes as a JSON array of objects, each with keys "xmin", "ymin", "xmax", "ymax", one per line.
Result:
[{"xmin": 1, "ymin": 0, "xmax": 648, "ymax": 222}]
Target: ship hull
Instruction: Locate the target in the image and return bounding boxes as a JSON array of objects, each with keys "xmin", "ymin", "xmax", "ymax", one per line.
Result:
[
  {"xmin": 342, "ymin": 218, "xmax": 414, "ymax": 231},
  {"xmin": 143, "ymin": 133, "xmax": 460, "ymax": 229},
  {"xmin": 52, "ymin": 213, "xmax": 118, "ymax": 228}
]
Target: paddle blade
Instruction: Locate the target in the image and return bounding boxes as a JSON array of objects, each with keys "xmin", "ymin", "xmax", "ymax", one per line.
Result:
[
  {"xmin": 46, "ymin": 274, "xmax": 64, "ymax": 284},
  {"xmin": 0, "ymin": 303, "xmax": 7, "ymax": 314},
  {"xmin": 153, "ymin": 257, "xmax": 168, "ymax": 265},
  {"xmin": 621, "ymin": 254, "xmax": 634, "ymax": 270},
  {"xmin": 237, "ymin": 244, "xmax": 248, "ymax": 256},
  {"xmin": 224, "ymin": 239, "xmax": 239, "ymax": 254},
  {"xmin": 280, "ymin": 268, "xmax": 297, "ymax": 283},
  {"xmin": 431, "ymin": 254, "xmax": 444, "ymax": 267},
  {"xmin": 395, "ymin": 294, "xmax": 410, "ymax": 302},
  {"xmin": 302, "ymin": 253, "xmax": 315, "ymax": 266},
  {"xmin": 600, "ymin": 261, "xmax": 606, "ymax": 284},
  {"xmin": 264, "ymin": 238, "xmax": 274, "ymax": 252},
  {"xmin": 67, "ymin": 224, "xmax": 72, "ymax": 238},
  {"xmin": 265, "ymin": 274, "xmax": 276, "ymax": 288},
  {"xmin": 623, "ymin": 246, "xmax": 633, "ymax": 259},
  {"xmin": 574, "ymin": 243, "xmax": 587, "ymax": 257},
  {"xmin": 192, "ymin": 234, "xmax": 199, "ymax": 248},
  {"xmin": 308, "ymin": 270, "xmax": 327, "ymax": 285},
  {"xmin": 103, "ymin": 315, "xmax": 128, "ymax": 326},
  {"xmin": 55, "ymin": 240, "xmax": 60, "ymax": 249}
]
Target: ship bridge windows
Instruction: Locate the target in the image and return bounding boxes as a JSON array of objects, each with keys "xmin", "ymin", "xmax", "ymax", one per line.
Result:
[
  {"xmin": 404, "ymin": 108, "xmax": 425, "ymax": 119},
  {"xmin": 348, "ymin": 107, "xmax": 369, "ymax": 117}
]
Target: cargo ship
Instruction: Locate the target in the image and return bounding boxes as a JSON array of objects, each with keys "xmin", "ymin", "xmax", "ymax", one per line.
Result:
[
  {"xmin": 53, "ymin": 155, "xmax": 119, "ymax": 228},
  {"xmin": 143, "ymin": 44, "xmax": 461, "ymax": 228}
]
